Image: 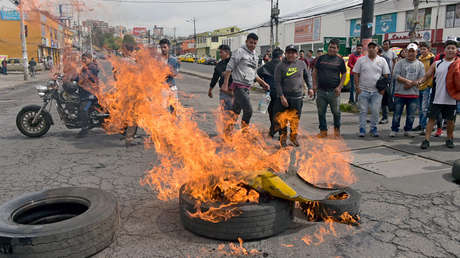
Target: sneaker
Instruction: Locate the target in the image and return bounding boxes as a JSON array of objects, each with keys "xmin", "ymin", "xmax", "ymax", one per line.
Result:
[
  {"xmin": 76, "ymin": 128, "xmax": 89, "ymax": 138},
  {"xmin": 379, "ymin": 119, "xmax": 388, "ymax": 124},
  {"xmin": 412, "ymin": 125, "xmax": 422, "ymax": 131},
  {"xmin": 420, "ymin": 139, "xmax": 430, "ymax": 149},
  {"xmin": 434, "ymin": 128, "xmax": 442, "ymax": 137},
  {"xmin": 446, "ymin": 139, "xmax": 455, "ymax": 149},
  {"xmin": 317, "ymin": 131, "xmax": 328, "ymax": 138},
  {"xmin": 290, "ymin": 137, "xmax": 300, "ymax": 147},
  {"xmin": 358, "ymin": 128, "xmax": 365, "ymax": 137},
  {"xmin": 419, "ymin": 130, "xmax": 426, "ymax": 136},
  {"xmin": 280, "ymin": 134, "xmax": 287, "ymax": 148},
  {"xmin": 389, "ymin": 131, "xmax": 396, "ymax": 137},
  {"xmin": 370, "ymin": 127, "xmax": 379, "ymax": 137},
  {"xmin": 404, "ymin": 131, "xmax": 415, "ymax": 138}
]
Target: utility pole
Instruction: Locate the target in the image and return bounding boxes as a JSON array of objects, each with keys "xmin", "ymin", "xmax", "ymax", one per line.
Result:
[
  {"xmin": 18, "ymin": 0, "xmax": 29, "ymax": 80},
  {"xmin": 274, "ymin": 0, "xmax": 279, "ymax": 48},
  {"xmin": 360, "ymin": 0, "xmax": 375, "ymax": 52},
  {"xmin": 186, "ymin": 18, "xmax": 197, "ymax": 59},
  {"xmin": 410, "ymin": 0, "xmax": 420, "ymax": 43},
  {"xmin": 270, "ymin": 0, "xmax": 280, "ymax": 51},
  {"xmin": 270, "ymin": 0, "xmax": 274, "ymax": 51}
]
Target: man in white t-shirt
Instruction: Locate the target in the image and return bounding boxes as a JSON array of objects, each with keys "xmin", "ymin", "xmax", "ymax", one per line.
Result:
[
  {"xmin": 353, "ymin": 41, "xmax": 390, "ymax": 137},
  {"xmin": 417, "ymin": 40, "xmax": 458, "ymax": 149}
]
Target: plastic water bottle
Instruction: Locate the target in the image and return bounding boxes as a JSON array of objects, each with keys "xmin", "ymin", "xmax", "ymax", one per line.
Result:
[{"xmin": 258, "ymin": 92, "xmax": 271, "ymax": 114}]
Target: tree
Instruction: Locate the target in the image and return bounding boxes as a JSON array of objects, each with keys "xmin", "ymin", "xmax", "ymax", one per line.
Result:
[{"xmin": 122, "ymin": 34, "xmax": 136, "ymax": 51}]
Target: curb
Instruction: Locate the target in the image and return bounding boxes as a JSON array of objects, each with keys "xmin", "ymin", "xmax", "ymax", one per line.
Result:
[{"xmin": 180, "ymin": 70, "xmax": 212, "ymax": 81}]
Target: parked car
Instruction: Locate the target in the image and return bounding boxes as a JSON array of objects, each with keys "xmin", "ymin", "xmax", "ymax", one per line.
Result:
[
  {"xmin": 341, "ymin": 56, "xmax": 351, "ymax": 92},
  {"xmin": 204, "ymin": 57, "xmax": 217, "ymax": 65}
]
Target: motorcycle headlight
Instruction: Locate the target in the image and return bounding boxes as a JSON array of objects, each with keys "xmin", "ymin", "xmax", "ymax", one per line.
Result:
[
  {"xmin": 35, "ymin": 85, "xmax": 49, "ymax": 96},
  {"xmin": 35, "ymin": 85, "xmax": 48, "ymax": 92}
]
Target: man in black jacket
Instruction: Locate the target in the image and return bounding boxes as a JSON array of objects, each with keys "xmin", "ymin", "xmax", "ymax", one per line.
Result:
[
  {"xmin": 76, "ymin": 53, "xmax": 99, "ymax": 138},
  {"xmin": 274, "ymin": 45, "xmax": 313, "ymax": 147},
  {"xmin": 257, "ymin": 47, "xmax": 284, "ymax": 138},
  {"xmin": 208, "ymin": 44, "xmax": 233, "ymax": 111}
]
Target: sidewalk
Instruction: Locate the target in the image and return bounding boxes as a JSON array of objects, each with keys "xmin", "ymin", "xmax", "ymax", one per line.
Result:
[{"xmin": 0, "ymin": 72, "xmax": 49, "ymax": 91}]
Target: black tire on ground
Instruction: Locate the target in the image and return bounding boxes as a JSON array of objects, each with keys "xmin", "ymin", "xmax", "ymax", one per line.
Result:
[
  {"xmin": 16, "ymin": 105, "xmax": 52, "ymax": 138},
  {"xmin": 452, "ymin": 159, "xmax": 460, "ymax": 181},
  {"xmin": 301, "ymin": 188, "xmax": 361, "ymax": 222},
  {"xmin": 179, "ymin": 185, "xmax": 293, "ymax": 241},
  {"xmin": 0, "ymin": 187, "xmax": 118, "ymax": 258}
]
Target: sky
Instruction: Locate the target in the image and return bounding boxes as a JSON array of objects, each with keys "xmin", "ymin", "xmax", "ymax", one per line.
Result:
[{"xmin": 0, "ymin": 0, "xmax": 333, "ymax": 36}]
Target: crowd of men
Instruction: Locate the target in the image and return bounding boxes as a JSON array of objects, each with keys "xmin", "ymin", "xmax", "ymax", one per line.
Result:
[{"xmin": 207, "ymin": 33, "xmax": 460, "ymax": 149}]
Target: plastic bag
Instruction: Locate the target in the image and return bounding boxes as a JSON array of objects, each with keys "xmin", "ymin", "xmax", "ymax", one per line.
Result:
[{"xmin": 257, "ymin": 92, "xmax": 271, "ymax": 114}]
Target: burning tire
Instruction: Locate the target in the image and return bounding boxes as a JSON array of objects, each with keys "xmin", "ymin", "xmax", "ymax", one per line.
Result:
[
  {"xmin": 301, "ymin": 188, "xmax": 361, "ymax": 222},
  {"xmin": 179, "ymin": 185, "xmax": 293, "ymax": 241},
  {"xmin": 0, "ymin": 187, "xmax": 118, "ymax": 257}
]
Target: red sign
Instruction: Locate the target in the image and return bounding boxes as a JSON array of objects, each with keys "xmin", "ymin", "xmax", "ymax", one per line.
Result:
[
  {"xmin": 132, "ymin": 27, "xmax": 147, "ymax": 37},
  {"xmin": 384, "ymin": 29, "xmax": 443, "ymax": 44},
  {"xmin": 294, "ymin": 17, "xmax": 321, "ymax": 43}
]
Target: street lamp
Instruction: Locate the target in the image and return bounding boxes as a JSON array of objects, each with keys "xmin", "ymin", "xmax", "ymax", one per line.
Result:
[{"xmin": 185, "ymin": 18, "xmax": 197, "ymax": 60}]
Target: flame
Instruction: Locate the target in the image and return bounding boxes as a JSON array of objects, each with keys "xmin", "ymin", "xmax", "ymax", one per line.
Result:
[{"xmin": 218, "ymin": 238, "xmax": 260, "ymax": 256}]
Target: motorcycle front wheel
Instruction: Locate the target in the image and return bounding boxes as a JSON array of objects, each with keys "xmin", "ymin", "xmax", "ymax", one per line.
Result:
[{"xmin": 16, "ymin": 105, "xmax": 52, "ymax": 137}]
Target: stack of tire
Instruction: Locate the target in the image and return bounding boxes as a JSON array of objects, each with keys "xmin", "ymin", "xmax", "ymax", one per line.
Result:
[{"xmin": 179, "ymin": 184, "xmax": 361, "ymax": 241}]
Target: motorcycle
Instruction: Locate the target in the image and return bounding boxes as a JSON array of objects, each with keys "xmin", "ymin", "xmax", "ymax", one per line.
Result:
[{"xmin": 16, "ymin": 75, "xmax": 109, "ymax": 137}]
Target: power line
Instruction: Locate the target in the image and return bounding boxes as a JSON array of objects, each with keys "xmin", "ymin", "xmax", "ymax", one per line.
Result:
[{"xmin": 99, "ymin": 0, "xmax": 230, "ymax": 3}]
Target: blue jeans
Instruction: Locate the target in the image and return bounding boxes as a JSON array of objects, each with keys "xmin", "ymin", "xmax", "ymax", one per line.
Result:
[
  {"xmin": 358, "ymin": 91, "xmax": 383, "ymax": 131},
  {"xmin": 316, "ymin": 89, "xmax": 341, "ymax": 131},
  {"xmin": 349, "ymin": 74, "xmax": 355, "ymax": 103},
  {"xmin": 219, "ymin": 90, "xmax": 233, "ymax": 111},
  {"xmin": 418, "ymin": 88, "xmax": 431, "ymax": 129},
  {"xmin": 391, "ymin": 97, "xmax": 418, "ymax": 132},
  {"xmin": 456, "ymin": 101, "xmax": 460, "ymax": 114},
  {"xmin": 1, "ymin": 67, "xmax": 6, "ymax": 74}
]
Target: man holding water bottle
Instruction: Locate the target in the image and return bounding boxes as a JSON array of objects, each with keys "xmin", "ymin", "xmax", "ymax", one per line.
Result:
[{"xmin": 274, "ymin": 45, "xmax": 313, "ymax": 147}]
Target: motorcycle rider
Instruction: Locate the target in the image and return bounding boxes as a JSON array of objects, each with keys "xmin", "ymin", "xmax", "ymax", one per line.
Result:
[{"xmin": 76, "ymin": 53, "xmax": 99, "ymax": 138}]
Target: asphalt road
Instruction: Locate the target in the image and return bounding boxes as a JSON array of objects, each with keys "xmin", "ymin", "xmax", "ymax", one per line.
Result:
[
  {"xmin": 181, "ymin": 62, "xmax": 215, "ymax": 75},
  {"xmin": 0, "ymin": 73, "xmax": 459, "ymax": 257}
]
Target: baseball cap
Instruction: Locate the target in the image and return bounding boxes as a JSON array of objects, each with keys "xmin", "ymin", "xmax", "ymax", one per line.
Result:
[
  {"xmin": 407, "ymin": 43, "xmax": 418, "ymax": 51},
  {"xmin": 285, "ymin": 45, "xmax": 298, "ymax": 53},
  {"xmin": 367, "ymin": 41, "xmax": 378, "ymax": 47}
]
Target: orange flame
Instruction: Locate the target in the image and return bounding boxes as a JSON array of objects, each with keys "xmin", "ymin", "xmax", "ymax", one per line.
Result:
[
  {"xmin": 84, "ymin": 46, "xmax": 357, "ymax": 223},
  {"xmin": 218, "ymin": 238, "xmax": 260, "ymax": 256}
]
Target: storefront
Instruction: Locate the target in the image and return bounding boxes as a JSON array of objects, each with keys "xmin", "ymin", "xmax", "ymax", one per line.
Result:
[{"xmin": 384, "ymin": 29, "xmax": 444, "ymax": 53}]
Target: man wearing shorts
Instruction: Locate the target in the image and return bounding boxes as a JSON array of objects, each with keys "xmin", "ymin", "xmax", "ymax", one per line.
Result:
[{"xmin": 418, "ymin": 40, "xmax": 458, "ymax": 149}]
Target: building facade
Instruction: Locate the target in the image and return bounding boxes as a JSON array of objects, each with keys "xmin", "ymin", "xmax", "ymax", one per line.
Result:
[
  {"xmin": 223, "ymin": 0, "xmax": 460, "ymax": 58},
  {"xmin": 0, "ymin": 9, "xmax": 73, "ymax": 65}
]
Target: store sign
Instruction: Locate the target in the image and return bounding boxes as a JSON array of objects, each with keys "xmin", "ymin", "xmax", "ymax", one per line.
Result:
[
  {"xmin": 132, "ymin": 27, "xmax": 147, "ymax": 37},
  {"xmin": 294, "ymin": 17, "xmax": 321, "ymax": 43},
  {"xmin": 375, "ymin": 13, "xmax": 397, "ymax": 34},
  {"xmin": 350, "ymin": 19, "xmax": 361, "ymax": 37},
  {"xmin": 0, "ymin": 10, "xmax": 20, "ymax": 20},
  {"xmin": 385, "ymin": 30, "xmax": 432, "ymax": 44}
]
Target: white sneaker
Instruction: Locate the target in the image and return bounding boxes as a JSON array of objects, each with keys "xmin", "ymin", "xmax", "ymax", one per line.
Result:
[
  {"xmin": 389, "ymin": 131, "xmax": 396, "ymax": 137},
  {"xmin": 404, "ymin": 131, "xmax": 415, "ymax": 138}
]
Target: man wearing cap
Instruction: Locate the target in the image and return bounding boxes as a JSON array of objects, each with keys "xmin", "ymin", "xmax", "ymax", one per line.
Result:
[
  {"xmin": 274, "ymin": 45, "xmax": 313, "ymax": 147},
  {"xmin": 353, "ymin": 41, "xmax": 390, "ymax": 137},
  {"xmin": 390, "ymin": 43, "xmax": 425, "ymax": 137},
  {"xmin": 222, "ymin": 33, "xmax": 270, "ymax": 129},
  {"xmin": 418, "ymin": 40, "xmax": 459, "ymax": 149}
]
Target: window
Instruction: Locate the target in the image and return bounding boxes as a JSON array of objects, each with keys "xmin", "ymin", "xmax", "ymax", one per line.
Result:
[
  {"xmin": 211, "ymin": 36, "xmax": 218, "ymax": 42},
  {"xmin": 406, "ymin": 8, "xmax": 431, "ymax": 31},
  {"xmin": 445, "ymin": 4, "xmax": 460, "ymax": 28}
]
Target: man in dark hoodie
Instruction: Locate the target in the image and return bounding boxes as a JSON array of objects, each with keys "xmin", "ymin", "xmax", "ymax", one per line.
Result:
[
  {"xmin": 208, "ymin": 44, "xmax": 233, "ymax": 111},
  {"xmin": 274, "ymin": 45, "xmax": 313, "ymax": 147},
  {"xmin": 257, "ymin": 47, "xmax": 284, "ymax": 138}
]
